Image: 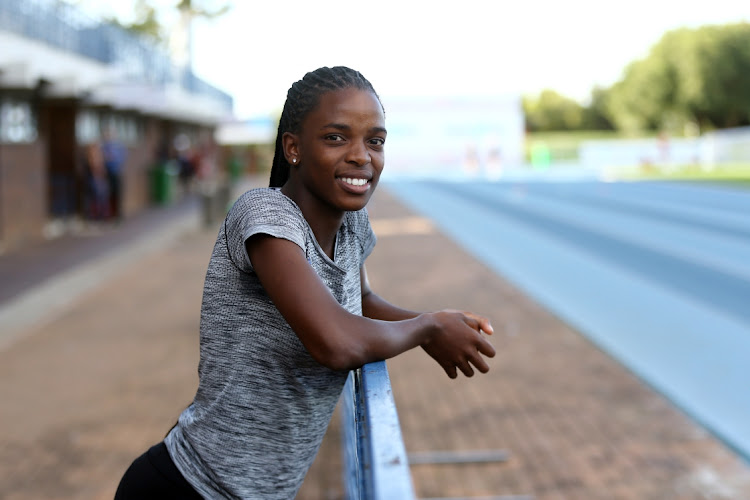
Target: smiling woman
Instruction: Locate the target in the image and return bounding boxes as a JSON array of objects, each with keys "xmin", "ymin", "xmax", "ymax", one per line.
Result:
[
  {"xmin": 115, "ymin": 66, "xmax": 496, "ymax": 500},
  {"xmin": 281, "ymin": 87, "xmax": 386, "ymax": 224}
]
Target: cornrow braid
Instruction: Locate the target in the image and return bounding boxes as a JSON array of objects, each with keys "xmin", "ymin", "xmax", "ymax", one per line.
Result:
[{"xmin": 269, "ymin": 66, "xmax": 383, "ymax": 188}]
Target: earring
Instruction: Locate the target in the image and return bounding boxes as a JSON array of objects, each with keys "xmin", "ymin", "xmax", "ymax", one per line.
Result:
[{"xmin": 291, "ymin": 158, "xmax": 297, "ymax": 164}]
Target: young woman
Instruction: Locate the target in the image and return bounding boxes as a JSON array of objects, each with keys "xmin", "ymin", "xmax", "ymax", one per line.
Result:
[{"xmin": 115, "ymin": 66, "xmax": 496, "ymax": 500}]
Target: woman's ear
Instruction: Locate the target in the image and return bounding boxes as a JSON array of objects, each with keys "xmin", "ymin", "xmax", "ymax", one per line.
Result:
[{"xmin": 282, "ymin": 132, "xmax": 299, "ymax": 165}]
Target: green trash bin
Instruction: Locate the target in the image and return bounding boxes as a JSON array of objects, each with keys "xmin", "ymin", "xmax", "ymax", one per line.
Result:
[
  {"xmin": 228, "ymin": 157, "xmax": 242, "ymax": 185},
  {"xmin": 151, "ymin": 162, "xmax": 178, "ymax": 205},
  {"xmin": 530, "ymin": 143, "xmax": 551, "ymax": 170}
]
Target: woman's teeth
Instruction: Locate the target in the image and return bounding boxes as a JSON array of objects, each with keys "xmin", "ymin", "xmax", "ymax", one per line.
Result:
[{"xmin": 341, "ymin": 178, "xmax": 368, "ymax": 186}]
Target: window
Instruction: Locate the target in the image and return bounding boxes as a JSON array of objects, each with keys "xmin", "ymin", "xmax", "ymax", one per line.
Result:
[
  {"xmin": 101, "ymin": 113, "xmax": 141, "ymax": 145},
  {"xmin": 76, "ymin": 109, "xmax": 100, "ymax": 144},
  {"xmin": 0, "ymin": 99, "xmax": 38, "ymax": 143}
]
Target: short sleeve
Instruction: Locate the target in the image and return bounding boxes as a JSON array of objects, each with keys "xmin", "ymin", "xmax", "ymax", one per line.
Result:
[
  {"xmin": 345, "ymin": 207, "xmax": 377, "ymax": 266},
  {"xmin": 224, "ymin": 188, "xmax": 307, "ymax": 272}
]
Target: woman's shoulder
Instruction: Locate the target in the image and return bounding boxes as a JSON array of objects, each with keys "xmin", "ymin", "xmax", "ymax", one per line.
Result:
[
  {"xmin": 232, "ymin": 187, "xmax": 301, "ymax": 216},
  {"xmin": 223, "ymin": 188, "xmax": 309, "ymax": 267},
  {"xmin": 235, "ymin": 186, "xmax": 286, "ymax": 204},
  {"xmin": 227, "ymin": 187, "xmax": 308, "ymax": 237}
]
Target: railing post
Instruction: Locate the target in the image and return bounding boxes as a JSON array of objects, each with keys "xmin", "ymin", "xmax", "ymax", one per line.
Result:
[{"xmin": 342, "ymin": 361, "xmax": 416, "ymax": 500}]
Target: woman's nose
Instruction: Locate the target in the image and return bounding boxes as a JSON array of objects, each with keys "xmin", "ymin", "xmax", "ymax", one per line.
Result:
[{"xmin": 347, "ymin": 141, "xmax": 371, "ymax": 166}]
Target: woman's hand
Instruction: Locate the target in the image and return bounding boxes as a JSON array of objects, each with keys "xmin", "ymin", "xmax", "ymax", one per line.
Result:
[
  {"xmin": 421, "ymin": 310, "xmax": 496, "ymax": 378},
  {"xmin": 248, "ymin": 238, "xmax": 495, "ymax": 373}
]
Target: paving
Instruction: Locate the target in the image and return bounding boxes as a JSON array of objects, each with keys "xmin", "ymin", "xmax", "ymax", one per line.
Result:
[{"xmin": 1, "ymin": 177, "xmax": 749, "ymax": 500}]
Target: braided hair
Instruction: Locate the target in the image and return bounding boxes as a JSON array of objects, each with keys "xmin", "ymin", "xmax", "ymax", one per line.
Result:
[{"xmin": 269, "ymin": 66, "xmax": 383, "ymax": 188}]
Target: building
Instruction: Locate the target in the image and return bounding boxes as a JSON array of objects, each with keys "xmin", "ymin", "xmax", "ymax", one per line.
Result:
[
  {"xmin": 0, "ymin": 0, "xmax": 233, "ymax": 253},
  {"xmin": 379, "ymin": 95, "xmax": 525, "ymax": 180}
]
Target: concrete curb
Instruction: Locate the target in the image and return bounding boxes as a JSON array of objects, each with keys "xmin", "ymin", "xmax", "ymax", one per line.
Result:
[
  {"xmin": 0, "ymin": 176, "xmax": 266, "ymax": 352},
  {"xmin": 0, "ymin": 209, "xmax": 201, "ymax": 352}
]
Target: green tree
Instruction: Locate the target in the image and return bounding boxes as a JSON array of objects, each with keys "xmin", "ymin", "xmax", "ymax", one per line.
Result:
[
  {"xmin": 172, "ymin": 0, "xmax": 231, "ymax": 68},
  {"xmin": 606, "ymin": 23, "xmax": 750, "ymax": 133},
  {"xmin": 581, "ymin": 86, "xmax": 615, "ymax": 131},
  {"xmin": 523, "ymin": 90, "xmax": 585, "ymax": 132},
  {"xmin": 175, "ymin": 0, "xmax": 231, "ymax": 19},
  {"xmin": 105, "ymin": 0, "xmax": 163, "ymax": 43},
  {"xmin": 687, "ymin": 23, "xmax": 750, "ymax": 128},
  {"xmin": 102, "ymin": 1, "xmax": 232, "ymax": 55}
]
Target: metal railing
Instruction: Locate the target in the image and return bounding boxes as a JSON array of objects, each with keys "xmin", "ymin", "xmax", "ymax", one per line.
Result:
[
  {"xmin": 341, "ymin": 361, "xmax": 416, "ymax": 500},
  {"xmin": 0, "ymin": 0, "xmax": 232, "ymax": 109}
]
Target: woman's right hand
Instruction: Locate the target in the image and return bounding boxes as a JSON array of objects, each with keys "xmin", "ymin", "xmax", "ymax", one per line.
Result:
[{"xmin": 420, "ymin": 310, "xmax": 496, "ymax": 379}]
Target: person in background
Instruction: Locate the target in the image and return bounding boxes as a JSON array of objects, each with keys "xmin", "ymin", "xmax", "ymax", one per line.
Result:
[
  {"xmin": 101, "ymin": 127, "xmax": 127, "ymax": 221},
  {"xmin": 174, "ymin": 133, "xmax": 197, "ymax": 194},
  {"xmin": 83, "ymin": 142, "xmax": 109, "ymax": 221}
]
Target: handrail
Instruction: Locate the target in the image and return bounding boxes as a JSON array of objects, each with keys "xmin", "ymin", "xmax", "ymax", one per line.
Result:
[{"xmin": 341, "ymin": 361, "xmax": 416, "ymax": 500}]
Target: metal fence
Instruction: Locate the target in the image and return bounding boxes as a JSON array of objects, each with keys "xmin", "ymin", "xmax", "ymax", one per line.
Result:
[
  {"xmin": 0, "ymin": 0, "xmax": 232, "ymax": 109},
  {"xmin": 578, "ymin": 126, "xmax": 750, "ymax": 170},
  {"xmin": 341, "ymin": 361, "xmax": 416, "ymax": 500},
  {"xmin": 703, "ymin": 125, "xmax": 750, "ymax": 165}
]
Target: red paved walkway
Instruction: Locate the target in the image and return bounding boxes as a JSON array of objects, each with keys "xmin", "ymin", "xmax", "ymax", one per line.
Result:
[{"xmin": 2, "ymin": 179, "xmax": 749, "ymax": 499}]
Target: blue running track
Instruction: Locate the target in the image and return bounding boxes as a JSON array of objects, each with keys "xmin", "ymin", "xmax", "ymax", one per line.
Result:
[{"xmin": 384, "ymin": 178, "xmax": 750, "ymax": 462}]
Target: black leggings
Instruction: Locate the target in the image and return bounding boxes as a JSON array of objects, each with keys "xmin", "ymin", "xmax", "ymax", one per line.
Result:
[{"xmin": 115, "ymin": 442, "xmax": 203, "ymax": 499}]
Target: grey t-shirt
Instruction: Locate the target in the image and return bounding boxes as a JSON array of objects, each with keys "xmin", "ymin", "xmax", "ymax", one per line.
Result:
[{"xmin": 165, "ymin": 187, "xmax": 376, "ymax": 499}]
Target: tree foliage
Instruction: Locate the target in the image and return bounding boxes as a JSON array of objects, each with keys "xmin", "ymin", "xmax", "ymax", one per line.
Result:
[
  {"xmin": 105, "ymin": 0, "xmax": 231, "ymax": 46},
  {"xmin": 606, "ymin": 23, "xmax": 750, "ymax": 133},
  {"xmin": 105, "ymin": 0, "xmax": 163, "ymax": 43},
  {"xmin": 524, "ymin": 22, "xmax": 750, "ymax": 133},
  {"xmin": 523, "ymin": 90, "xmax": 583, "ymax": 132},
  {"xmin": 581, "ymin": 86, "xmax": 614, "ymax": 131},
  {"xmin": 523, "ymin": 88, "xmax": 614, "ymax": 132},
  {"xmin": 176, "ymin": 0, "xmax": 231, "ymax": 19}
]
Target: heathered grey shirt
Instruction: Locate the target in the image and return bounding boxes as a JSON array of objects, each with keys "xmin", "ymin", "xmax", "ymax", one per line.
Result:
[{"xmin": 165, "ymin": 188, "xmax": 376, "ymax": 499}]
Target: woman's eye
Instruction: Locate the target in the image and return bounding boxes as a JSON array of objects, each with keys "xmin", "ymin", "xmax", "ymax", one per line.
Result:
[
  {"xmin": 326, "ymin": 134, "xmax": 344, "ymax": 142},
  {"xmin": 369, "ymin": 138, "xmax": 385, "ymax": 146}
]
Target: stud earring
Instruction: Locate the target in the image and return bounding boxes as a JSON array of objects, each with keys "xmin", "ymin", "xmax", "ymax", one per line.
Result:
[{"xmin": 291, "ymin": 158, "xmax": 297, "ymax": 164}]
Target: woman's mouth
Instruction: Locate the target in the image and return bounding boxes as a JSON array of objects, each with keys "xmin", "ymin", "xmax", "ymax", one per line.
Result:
[
  {"xmin": 341, "ymin": 177, "xmax": 368, "ymax": 187},
  {"xmin": 338, "ymin": 176, "xmax": 371, "ymax": 194}
]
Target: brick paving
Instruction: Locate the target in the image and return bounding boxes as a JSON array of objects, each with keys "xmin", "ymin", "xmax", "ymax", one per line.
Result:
[{"xmin": 1, "ymin": 182, "xmax": 749, "ymax": 499}]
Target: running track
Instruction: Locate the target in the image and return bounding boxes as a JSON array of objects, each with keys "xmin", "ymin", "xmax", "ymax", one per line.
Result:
[{"xmin": 384, "ymin": 178, "xmax": 750, "ymax": 462}]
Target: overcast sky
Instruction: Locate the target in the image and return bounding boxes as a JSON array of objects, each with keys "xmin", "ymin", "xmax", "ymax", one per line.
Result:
[{"xmin": 85, "ymin": 0, "xmax": 750, "ymax": 119}]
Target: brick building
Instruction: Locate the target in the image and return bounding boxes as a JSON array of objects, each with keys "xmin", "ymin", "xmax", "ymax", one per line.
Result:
[{"xmin": 0, "ymin": 0, "xmax": 233, "ymax": 253}]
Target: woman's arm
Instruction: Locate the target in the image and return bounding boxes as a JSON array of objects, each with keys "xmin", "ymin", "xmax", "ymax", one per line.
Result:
[
  {"xmin": 247, "ymin": 235, "xmax": 495, "ymax": 378},
  {"xmin": 361, "ymin": 264, "xmax": 496, "ymax": 378}
]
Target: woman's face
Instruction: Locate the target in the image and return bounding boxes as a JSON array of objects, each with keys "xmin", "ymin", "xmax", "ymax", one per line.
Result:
[{"xmin": 287, "ymin": 88, "xmax": 386, "ymax": 214}]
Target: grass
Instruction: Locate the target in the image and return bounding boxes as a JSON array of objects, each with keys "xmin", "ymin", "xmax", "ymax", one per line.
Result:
[
  {"xmin": 525, "ymin": 130, "xmax": 656, "ymax": 162},
  {"xmin": 619, "ymin": 163, "xmax": 750, "ymax": 188}
]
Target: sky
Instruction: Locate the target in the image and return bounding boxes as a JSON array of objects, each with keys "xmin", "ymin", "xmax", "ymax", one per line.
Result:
[{"xmin": 84, "ymin": 0, "xmax": 749, "ymax": 120}]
